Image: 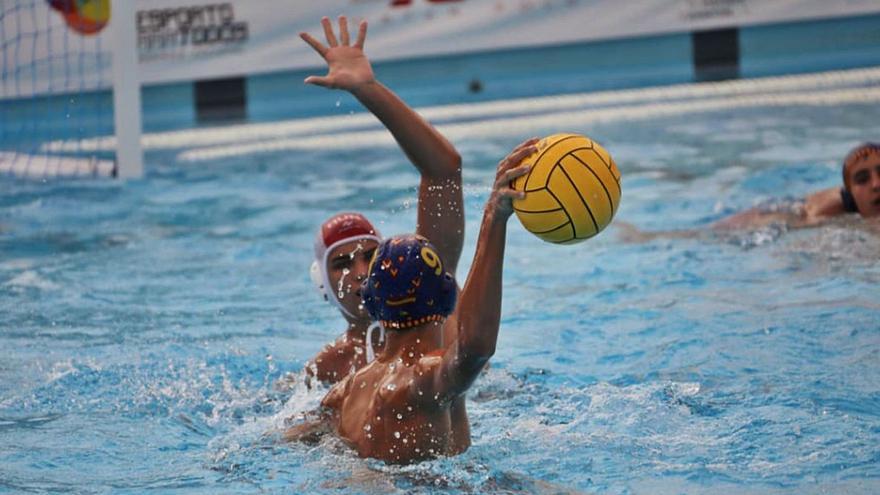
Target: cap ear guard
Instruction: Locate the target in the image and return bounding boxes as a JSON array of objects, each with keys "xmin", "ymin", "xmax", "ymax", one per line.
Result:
[
  {"xmin": 310, "ymin": 260, "xmax": 328, "ymax": 301},
  {"xmin": 437, "ymin": 272, "xmax": 458, "ymax": 316},
  {"xmin": 360, "ymin": 235, "xmax": 458, "ymax": 329}
]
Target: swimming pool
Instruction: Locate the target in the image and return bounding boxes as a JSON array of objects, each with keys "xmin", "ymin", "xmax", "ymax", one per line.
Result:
[{"xmin": 2, "ymin": 68, "xmax": 880, "ymax": 493}]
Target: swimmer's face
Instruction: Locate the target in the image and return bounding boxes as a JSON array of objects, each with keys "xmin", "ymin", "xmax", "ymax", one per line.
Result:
[
  {"xmin": 846, "ymin": 153, "xmax": 880, "ymax": 218},
  {"xmin": 326, "ymin": 238, "xmax": 379, "ymax": 319}
]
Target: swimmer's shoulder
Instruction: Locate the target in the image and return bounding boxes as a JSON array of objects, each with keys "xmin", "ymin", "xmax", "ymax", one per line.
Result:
[
  {"xmin": 803, "ymin": 187, "xmax": 847, "ymax": 224},
  {"xmin": 314, "ymin": 332, "xmax": 357, "ymax": 361},
  {"xmin": 322, "ymin": 372, "xmax": 355, "ymax": 410}
]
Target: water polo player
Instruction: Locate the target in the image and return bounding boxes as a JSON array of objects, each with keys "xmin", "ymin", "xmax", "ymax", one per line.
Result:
[
  {"xmin": 299, "ymin": 17, "xmax": 464, "ymax": 385},
  {"xmin": 619, "ymin": 142, "xmax": 880, "ymax": 242},
  {"xmin": 714, "ymin": 142, "xmax": 880, "ymax": 229},
  {"xmin": 286, "ymin": 139, "xmax": 539, "ymax": 464}
]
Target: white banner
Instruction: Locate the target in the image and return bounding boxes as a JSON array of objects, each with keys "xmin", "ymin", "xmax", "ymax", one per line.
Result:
[
  {"xmin": 135, "ymin": 0, "xmax": 880, "ymax": 84},
  {"xmin": 4, "ymin": 0, "xmax": 880, "ymax": 96}
]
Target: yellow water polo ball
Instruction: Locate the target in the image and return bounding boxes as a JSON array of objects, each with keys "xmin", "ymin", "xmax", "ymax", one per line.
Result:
[
  {"xmin": 511, "ymin": 133, "xmax": 621, "ymax": 244},
  {"xmin": 64, "ymin": 0, "xmax": 110, "ymax": 35}
]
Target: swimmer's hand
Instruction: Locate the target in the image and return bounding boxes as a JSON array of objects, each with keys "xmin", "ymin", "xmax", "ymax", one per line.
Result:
[
  {"xmin": 300, "ymin": 16, "xmax": 375, "ymax": 92},
  {"xmin": 282, "ymin": 410, "xmax": 333, "ymax": 445},
  {"xmin": 488, "ymin": 138, "xmax": 539, "ymax": 219},
  {"xmin": 283, "ymin": 420, "xmax": 329, "ymax": 445},
  {"xmin": 616, "ymin": 221, "xmax": 664, "ymax": 243}
]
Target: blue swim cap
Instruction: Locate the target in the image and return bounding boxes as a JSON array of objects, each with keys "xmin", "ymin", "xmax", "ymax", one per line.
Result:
[{"xmin": 361, "ymin": 235, "xmax": 457, "ymax": 330}]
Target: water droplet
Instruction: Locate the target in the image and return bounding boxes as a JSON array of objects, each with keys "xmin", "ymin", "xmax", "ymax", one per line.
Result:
[
  {"xmin": 396, "ymin": 413, "xmax": 403, "ymax": 420},
  {"xmin": 393, "ymin": 431, "xmax": 400, "ymax": 438},
  {"xmin": 364, "ymin": 424, "xmax": 371, "ymax": 431},
  {"xmin": 335, "ymin": 99, "xmax": 341, "ymax": 107},
  {"xmin": 385, "ymin": 383, "xmax": 397, "ymax": 391}
]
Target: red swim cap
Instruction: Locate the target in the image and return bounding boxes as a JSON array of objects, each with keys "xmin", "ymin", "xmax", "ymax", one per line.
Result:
[{"xmin": 314, "ymin": 212, "xmax": 379, "ymax": 260}]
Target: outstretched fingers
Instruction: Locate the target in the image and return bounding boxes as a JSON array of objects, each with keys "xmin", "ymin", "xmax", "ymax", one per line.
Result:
[
  {"xmin": 321, "ymin": 17, "xmax": 338, "ymax": 47},
  {"xmin": 338, "ymin": 16, "xmax": 350, "ymax": 46},
  {"xmin": 303, "ymin": 75, "xmax": 332, "ymax": 87},
  {"xmin": 300, "ymin": 31, "xmax": 328, "ymax": 57},
  {"xmin": 354, "ymin": 20, "xmax": 368, "ymax": 49}
]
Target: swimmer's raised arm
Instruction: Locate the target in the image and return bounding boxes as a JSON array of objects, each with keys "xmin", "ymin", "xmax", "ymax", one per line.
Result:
[
  {"xmin": 412, "ymin": 139, "xmax": 538, "ymax": 404},
  {"xmin": 300, "ymin": 17, "xmax": 464, "ymax": 273}
]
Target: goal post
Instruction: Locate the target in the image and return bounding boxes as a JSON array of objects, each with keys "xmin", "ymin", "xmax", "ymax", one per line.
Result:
[{"xmin": 111, "ymin": 0, "xmax": 143, "ymax": 179}]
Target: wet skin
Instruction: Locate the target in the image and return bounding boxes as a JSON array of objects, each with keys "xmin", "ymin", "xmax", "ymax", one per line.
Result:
[
  {"xmin": 322, "ymin": 322, "xmax": 468, "ymax": 463},
  {"xmin": 302, "ymin": 14, "xmax": 464, "ymax": 387},
  {"xmin": 306, "ymin": 240, "xmax": 472, "ymax": 453},
  {"xmin": 293, "ymin": 15, "xmax": 502, "ymax": 461},
  {"xmin": 308, "ymin": 139, "xmax": 539, "ymax": 464},
  {"xmin": 306, "ymin": 239, "xmax": 378, "ymax": 384}
]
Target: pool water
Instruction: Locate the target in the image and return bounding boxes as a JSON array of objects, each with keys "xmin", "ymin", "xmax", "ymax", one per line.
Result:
[{"xmin": 2, "ymin": 71, "xmax": 880, "ymax": 493}]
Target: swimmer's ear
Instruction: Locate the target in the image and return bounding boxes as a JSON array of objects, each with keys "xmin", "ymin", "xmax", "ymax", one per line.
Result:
[
  {"xmin": 310, "ymin": 260, "xmax": 328, "ymax": 300},
  {"xmin": 841, "ymin": 187, "xmax": 859, "ymax": 213}
]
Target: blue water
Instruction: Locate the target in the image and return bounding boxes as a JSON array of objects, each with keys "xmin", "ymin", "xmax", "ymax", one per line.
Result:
[{"xmin": 3, "ymin": 86, "xmax": 880, "ymax": 493}]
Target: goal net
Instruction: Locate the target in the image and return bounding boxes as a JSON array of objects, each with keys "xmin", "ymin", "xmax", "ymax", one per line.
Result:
[{"xmin": 0, "ymin": 0, "xmax": 141, "ymax": 179}]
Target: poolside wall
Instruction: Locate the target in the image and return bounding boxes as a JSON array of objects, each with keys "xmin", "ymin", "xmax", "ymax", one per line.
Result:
[{"xmin": 170, "ymin": 11, "xmax": 880, "ymax": 130}]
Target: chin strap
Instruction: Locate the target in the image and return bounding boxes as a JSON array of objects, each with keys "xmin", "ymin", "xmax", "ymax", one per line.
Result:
[{"xmin": 365, "ymin": 321, "xmax": 385, "ymax": 363}]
